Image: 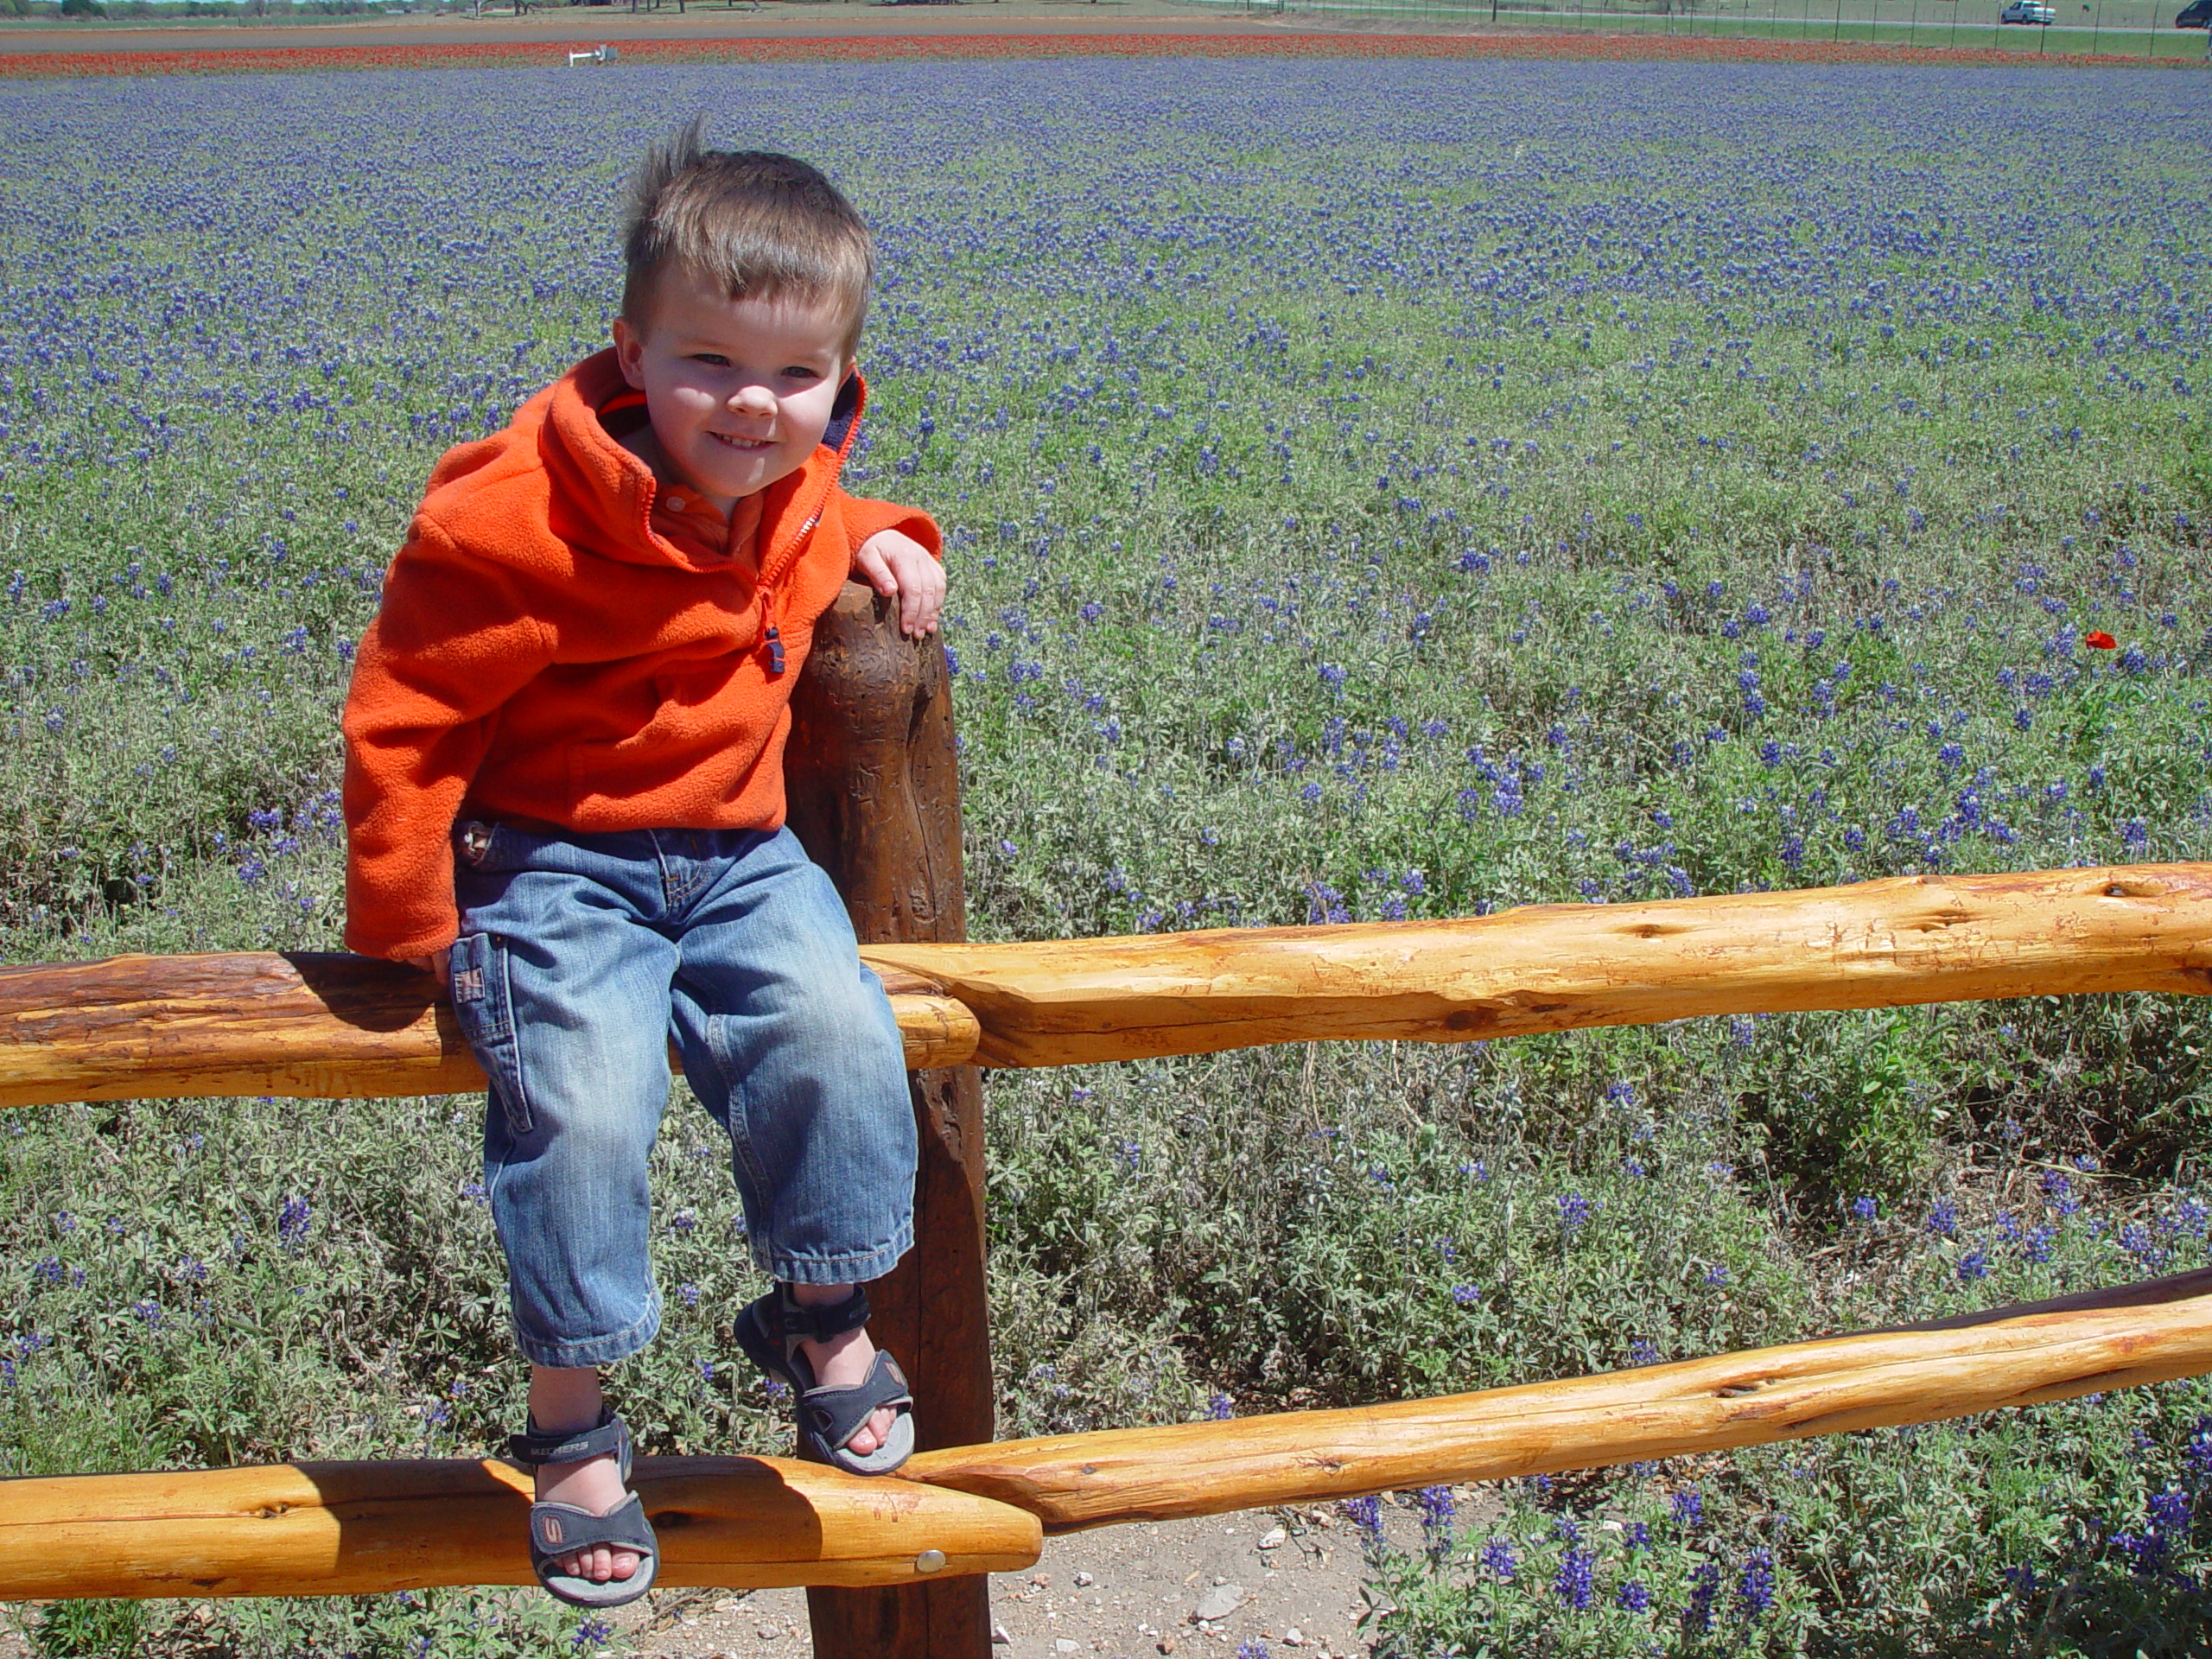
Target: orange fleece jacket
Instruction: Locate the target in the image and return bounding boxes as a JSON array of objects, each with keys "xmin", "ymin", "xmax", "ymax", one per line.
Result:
[{"xmin": 341, "ymin": 349, "xmax": 939, "ymax": 961}]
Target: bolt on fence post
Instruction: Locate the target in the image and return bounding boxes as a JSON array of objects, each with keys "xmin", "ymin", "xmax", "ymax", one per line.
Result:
[{"xmin": 785, "ymin": 582, "xmax": 995, "ymax": 1659}]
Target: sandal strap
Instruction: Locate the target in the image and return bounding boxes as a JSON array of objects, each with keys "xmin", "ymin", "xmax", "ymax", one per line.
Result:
[
  {"xmin": 529, "ymin": 1491, "xmax": 658, "ymax": 1561},
  {"xmin": 769, "ymin": 1284, "xmax": 872, "ymax": 1345},
  {"xmin": 801, "ymin": 1350, "xmax": 913, "ymax": 1455},
  {"xmin": 507, "ymin": 1408, "xmax": 631, "ymax": 1471}
]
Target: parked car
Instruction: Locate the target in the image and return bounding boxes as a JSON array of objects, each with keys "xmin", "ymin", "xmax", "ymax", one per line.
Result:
[
  {"xmin": 2000, "ymin": 0, "xmax": 2055, "ymax": 20},
  {"xmin": 2179, "ymin": 0, "xmax": 2212, "ymax": 28}
]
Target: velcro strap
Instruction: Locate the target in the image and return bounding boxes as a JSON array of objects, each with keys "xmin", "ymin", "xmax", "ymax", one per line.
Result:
[
  {"xmin": 779, "ymin": 1285, "xmax": 871, "ymax": 1344},
  {"xmin": 530, "ymin": 1493, "xmax": 657, "ymax": 1560},
  {"xmin": 507, "ymin": 1409, "xmax": 629, "ymax": 1469},
  {"xmin": 802, "ymin": 1351, "xmax": 913, "ymax": 1453}
]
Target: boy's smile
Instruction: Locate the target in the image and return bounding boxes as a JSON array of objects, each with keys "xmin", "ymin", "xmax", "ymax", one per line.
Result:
[{"xmin": 611, "ymin": 283, "xmax": 853, "ymax": 518}]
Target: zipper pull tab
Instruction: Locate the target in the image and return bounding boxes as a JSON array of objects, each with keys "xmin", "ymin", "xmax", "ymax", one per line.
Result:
[{"xmin": 764, "ymin": 623, "xmax": 785, "ymax": 676}]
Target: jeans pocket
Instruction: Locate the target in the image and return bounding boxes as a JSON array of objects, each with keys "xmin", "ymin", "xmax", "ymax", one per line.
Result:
[{"xmin": 449, "ymin": 931, "xmax": 533, "ymax": 1135}]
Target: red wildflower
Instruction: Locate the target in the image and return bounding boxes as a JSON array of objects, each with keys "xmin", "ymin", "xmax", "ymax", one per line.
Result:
[{"xmin": 2084, "ymin": 632, "xmax": 2119, "ymax": 650}]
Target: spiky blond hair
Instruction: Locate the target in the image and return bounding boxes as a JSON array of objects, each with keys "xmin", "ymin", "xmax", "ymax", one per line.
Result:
[{"xmin": 620, "ymin": 118, "xmax": 874, "ymax": 357}]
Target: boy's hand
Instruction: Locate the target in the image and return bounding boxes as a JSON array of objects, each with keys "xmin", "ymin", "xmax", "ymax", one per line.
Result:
[
  {"xmin": 852, "ymin": 529, "xmax": 945, "ymax": 640},
  {"xmin": 404, "ymin": 950, "xmax": 451, "ymax": 989}
]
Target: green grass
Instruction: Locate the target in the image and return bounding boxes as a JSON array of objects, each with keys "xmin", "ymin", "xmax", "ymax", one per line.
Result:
[{"xmin": 3, "ymin": 54, "xmax": 2211, "ymax": 1657}]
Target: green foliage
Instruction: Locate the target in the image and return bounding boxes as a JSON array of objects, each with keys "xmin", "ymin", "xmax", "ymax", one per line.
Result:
[
  {"xmin": 30, "ymin": 1600, "xmax": 146, "ymax": 1659},
  {"xmin": 195, "ymin": 1589, "xmax": 585, "ymax": 1657},
  {"xmin": 20, "ymin": 1589, "xmax": 589, "ymax": 1658},
  {"xmin": 988, "ymin": 1041, "xmax": 1809, "ymax": 1420},
  {"xmin": 2, "ymin": 60, "xmax": 2209, "ymax": 1656},
  {"xmin": 1357, "ymin": 1380, "xmax": 2212, "ymax": 1658},
  {"xmin": 1743, "ymin": 1009, "xmax": 1952, "ymax": 1205}
]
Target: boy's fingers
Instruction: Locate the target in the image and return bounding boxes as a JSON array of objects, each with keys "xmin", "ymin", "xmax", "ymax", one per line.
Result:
[
  {"xmin": 853, "ymin": 544, "xmax": 898, "ymax": 595},
  {"xmin": 901, "ymin": 567, "xmax": 944, "ymax": 637}
]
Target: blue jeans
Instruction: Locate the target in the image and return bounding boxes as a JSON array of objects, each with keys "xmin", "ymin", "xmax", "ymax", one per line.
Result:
[{"xmin": 448, "ymin": 822, "xmax": 916, "ymax": 1370}]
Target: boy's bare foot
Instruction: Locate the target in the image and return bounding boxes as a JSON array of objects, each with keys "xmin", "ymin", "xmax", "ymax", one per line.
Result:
[
  {"xmin": 528, "ymin": 1367, "xmax": 644, "ymax": 1586},
  {"xmin": 790, "ymin": 1283, "xmax": 899, "ymax": 1458}
]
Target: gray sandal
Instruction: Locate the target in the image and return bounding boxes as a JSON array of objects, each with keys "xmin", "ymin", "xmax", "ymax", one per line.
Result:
[
  {"xmin": 735, "ymin": 1284, "xmax": 916, "ymax": 1476},
  {"xmin": 505, "ymin": 1409, "xmax": 659, "ymax": 1608}
]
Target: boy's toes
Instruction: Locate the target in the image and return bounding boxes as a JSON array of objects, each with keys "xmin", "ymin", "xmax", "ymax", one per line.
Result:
[
  {"xmin": 561, "ymin": 1546, "xmax": 641, "ymax": 1584},
  {"xmin": 843, "ymin": 1405, "xmax": 899, "ymax": 1458}
]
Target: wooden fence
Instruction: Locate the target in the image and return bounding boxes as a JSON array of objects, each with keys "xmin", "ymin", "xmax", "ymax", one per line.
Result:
[{"xmin": 3, "ymin": 588, "xmax": 2209, "ymax": 1658}]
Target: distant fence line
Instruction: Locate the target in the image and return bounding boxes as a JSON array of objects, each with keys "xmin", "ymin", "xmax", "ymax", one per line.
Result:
[{"xmin": 1193, "ymin": 0, "xmax": 2212, "ymax": 60}]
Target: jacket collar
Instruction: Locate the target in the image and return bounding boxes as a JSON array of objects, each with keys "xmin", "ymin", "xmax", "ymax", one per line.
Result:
[{"xmin": 539, "ymin": 347, "xmax": 867, "ymax": 575}]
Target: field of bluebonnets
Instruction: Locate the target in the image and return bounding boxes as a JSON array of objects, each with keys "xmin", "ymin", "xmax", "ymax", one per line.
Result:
[{"xmin": 3, "ymin": 52, "xmax": 2212, "ymax": 1658}]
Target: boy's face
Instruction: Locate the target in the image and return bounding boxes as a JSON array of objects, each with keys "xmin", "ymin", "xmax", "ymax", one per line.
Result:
[{"xmin": 612, "ymin": 276, "xmax": 854, "ymax": 514}]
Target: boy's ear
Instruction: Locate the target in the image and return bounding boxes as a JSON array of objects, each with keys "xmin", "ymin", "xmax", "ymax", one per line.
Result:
[{"xmin": 611, "ymin": 315, "xmax": 649, "ymax": 391}]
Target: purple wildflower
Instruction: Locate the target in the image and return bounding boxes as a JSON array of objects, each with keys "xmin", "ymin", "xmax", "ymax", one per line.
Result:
[
  {"xmin": 277, "ymin": 1193, "xmax": 311, "ymax": 1248},
  {"xmin": 1738, "ymin": 1547, "xmax": 1777, "ymax": 1618},
  {"xmin": 1554, "ymin": 1547, "xmax": 1597, "ymax": 1611},
  {"xmin": 1681, "ymin": 1561, "xmax": 1720, "ymax": 1636},
  {"xmin": 1340, "ymin": 1495, "xmax": 1382, "ymax": 1539}
]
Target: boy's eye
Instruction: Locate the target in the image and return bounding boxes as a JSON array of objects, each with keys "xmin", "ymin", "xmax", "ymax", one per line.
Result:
[
  {"xmin": 781, "ymin": 366, "xmax": 821, "ymax": 383},
  {"xmin": 691, "ymin": 353, "xmax": 730, "ymax": 367}
]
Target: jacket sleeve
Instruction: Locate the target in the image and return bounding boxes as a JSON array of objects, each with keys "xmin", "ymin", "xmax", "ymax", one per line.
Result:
[
  {"xmin": 340, "ymin": 517, "xmax": 555, "ymax": 960},
  {"xmin": 837, "ymin": 488, "xmax": 943, "ymax": 562}
]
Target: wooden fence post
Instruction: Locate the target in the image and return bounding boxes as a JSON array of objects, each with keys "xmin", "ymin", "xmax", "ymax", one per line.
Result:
[{"xmin": 783, "ymin": 582, "xmax": 995, "ymax": 1659}]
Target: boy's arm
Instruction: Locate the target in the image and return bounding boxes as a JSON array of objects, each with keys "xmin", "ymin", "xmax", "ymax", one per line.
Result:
[
  {"xmin": 341, "ymin": 519, "xmax": 553, "ymax": 962},
  {"xmin": 842, "ymin": 493, "xmax": 944, "ymax": 640}
]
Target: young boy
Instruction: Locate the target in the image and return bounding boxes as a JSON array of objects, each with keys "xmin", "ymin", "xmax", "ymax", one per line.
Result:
[{"xmin": 341, "ymin": 126, "xmax": 944, "ymax": 1609}]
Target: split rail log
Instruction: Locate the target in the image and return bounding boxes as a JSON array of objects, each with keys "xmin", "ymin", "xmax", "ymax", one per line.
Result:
[
  {"xmin": 902, "ymin": 1269, "xmax": 2212, "ymax": 1532},
  {"xmin": 3, "ymin": 864, "xmax": 2210, "ymax": 1109},
  {"xmin": 0, "ymin": 1456, "xmax": 1041, "ymax": 1602},
  {"xmin": 4, "ymin": 1272, "xmax": 2209, "ymax": 1601},
  {"xmin": 866, "ymin": 862, "xmax": 2212, "ymax": 1067},
  {"xmin": 0, "ymin": 951, "xmax": 978, "ymax": 1109}
]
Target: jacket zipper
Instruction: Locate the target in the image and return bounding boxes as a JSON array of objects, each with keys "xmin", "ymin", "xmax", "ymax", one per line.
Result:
[
  {"xmin": 753, "ymin": 376, "xmax": 859, "ymax": 678},
  {"xmin": 758, "ymin": 502, "xmax": 825, "ymax": 677}
]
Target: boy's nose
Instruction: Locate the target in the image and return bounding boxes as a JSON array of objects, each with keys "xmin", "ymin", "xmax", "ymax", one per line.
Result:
[{"xmin": 728, "ymin": 384, "xmax": 777, "ymax": 416}]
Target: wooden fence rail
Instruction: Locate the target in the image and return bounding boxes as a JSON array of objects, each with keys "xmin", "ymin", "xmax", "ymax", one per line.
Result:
[
  {"xmin": 0, "ymin": 1458, "xmax": 1042, "ymax": 1602},
  {"xmin": 3, "ymin": 863, "xmax": 2209, "ymax": 1109},
  {"xmin": 6, "ymin": 1270, "xmax": 2209, "ymax": 1601}
]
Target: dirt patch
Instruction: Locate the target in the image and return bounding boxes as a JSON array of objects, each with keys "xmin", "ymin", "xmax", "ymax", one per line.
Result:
[{"xmin": 611, "ymin": 1497, "xmax": 1456, "ymax": 1659}]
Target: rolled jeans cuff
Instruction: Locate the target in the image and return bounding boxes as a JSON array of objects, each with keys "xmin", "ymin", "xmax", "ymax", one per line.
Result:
[
  {"xmin": 759, "ymin": 1221, "xmax": 913, "ymax": 1287},
  {"xmin": 511, "ymin": 1288, "xmax": 663, "ymax": 1371}
]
